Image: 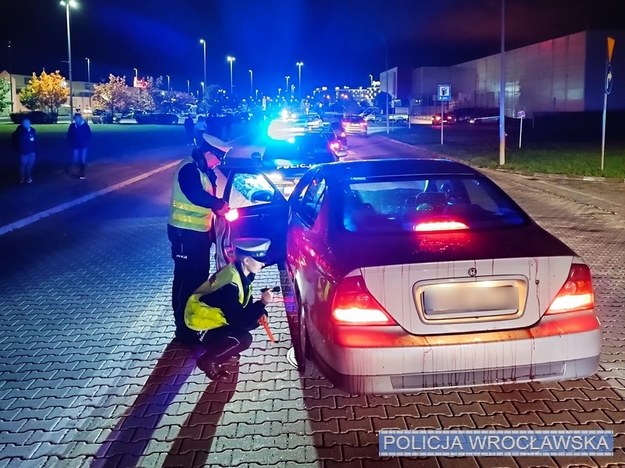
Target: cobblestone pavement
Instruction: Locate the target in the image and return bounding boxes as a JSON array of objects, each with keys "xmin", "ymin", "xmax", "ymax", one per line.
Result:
[{"xmin": 0, "ymin": 136, "xmax": 623, "ymax": 467}]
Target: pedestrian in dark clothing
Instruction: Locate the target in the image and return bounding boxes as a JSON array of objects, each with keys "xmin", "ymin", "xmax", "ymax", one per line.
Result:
[
  {"xmin": 184, "ymin": 238, "xmax": 274, "ymax": 380},
  {"xmin": 194, "ymin": 116, "xmax": 208, "ymax": 146},
  {"xmin": 12, "ymin": 118, "xmax": 37, "ymax": 184},
  {"xmin": 67, "ymin": 113, "xmax": 92, "ymax": 179},
  {"xmin": 184, "ymin": 115, "xmax": 195, "ymax": 145},
  {"xmin": 168, "ymin": 133, "xmax": 232, "ymax": 344}
]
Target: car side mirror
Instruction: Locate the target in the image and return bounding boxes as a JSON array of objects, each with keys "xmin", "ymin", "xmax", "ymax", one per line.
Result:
[{"xmin": 250, "ymin": 190, "xmax": 273, "ymax": 203}]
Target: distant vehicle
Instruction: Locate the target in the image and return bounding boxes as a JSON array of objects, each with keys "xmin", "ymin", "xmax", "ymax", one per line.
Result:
[
  {"xmin": 10, "ymin": 111, "xmax": 57, "ymax": 125},
  {"xmin": 215, "ymin": 158, "xmax": 601, "ymax": 394},
  {"xmin": 91, "ymin": 110, "xmax": 114, "ymax": 124},
  {"xmin": 388, "ymin": 113, "xmax": 409, "ymax": 122},
  {"xmin": 135, "ymin": 113, "xmax": 179, "ymax": 125},
  {"xmin": 329, "ymin": 121, "xmax": 348, "ymax": 148},
  {"xmin": 341, "ymin": 115, "xmax": 368, "ymax": 135},
  {"xmin": 432, "ymin": 112, "xmax": 456, "ymax": 125}
]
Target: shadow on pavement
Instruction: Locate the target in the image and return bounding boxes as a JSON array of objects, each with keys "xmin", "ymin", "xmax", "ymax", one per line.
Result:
[
  {"xmin": 91, "ymin": 339, "xmax": 199, "ymax": 467},
  {"xmin": 162, "ymin": 361, "xmax": 240, "ymax": 467}
]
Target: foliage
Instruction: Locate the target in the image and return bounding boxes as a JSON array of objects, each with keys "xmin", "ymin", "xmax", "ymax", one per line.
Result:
[
  {"xmin": 93, "ymin": 74, "xmax": 133, "ymax": 114},
  {"xmin": 0, "ymin": 78, "xmax": 11, "ymax": 114},
  {"xmin": 18, "ymin": 71, "xmax": 69, "ymax": 113}
]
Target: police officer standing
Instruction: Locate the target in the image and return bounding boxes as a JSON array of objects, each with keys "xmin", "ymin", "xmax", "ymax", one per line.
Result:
[
  {"xmin": 168, "ymin": 134, "xmax": 232, "ymax": 343},
  {"xmin": 184, "ymin": 238, "xmax": 274, "ymax": 380}
]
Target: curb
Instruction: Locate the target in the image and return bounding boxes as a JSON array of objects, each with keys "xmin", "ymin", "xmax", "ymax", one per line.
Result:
[
  {"xmin": 0, "ymin": 160, "xmax": 180, "ymax": 237},
  {"xmin": 380, "ymin": 136, "xmax": 625, "ymax": 184}
]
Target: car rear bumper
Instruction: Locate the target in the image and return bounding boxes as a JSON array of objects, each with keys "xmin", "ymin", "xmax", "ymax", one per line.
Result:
[{"xmin": 311, "ymin": 311, "xmax": 601, "ymax": 394}]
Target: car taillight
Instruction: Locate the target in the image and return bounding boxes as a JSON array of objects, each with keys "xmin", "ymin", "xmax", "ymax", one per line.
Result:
[
  {"xmin": 340, "ymin": 132, "xmax": 346, "ymax": 137},
  {"xmin": 546, "ymin": 263, "xmax": 594, "ymax": 314},
  {"xmin": 224, "ymin": 209, "xmax": 239, "ymax": 222},
  {"xmin": 331, "ymin": 275, "xmax": 396, "ymax": 325},
  {"xmin": 414, "ymin": 221, "xmax": 468, "ymax": 232}
]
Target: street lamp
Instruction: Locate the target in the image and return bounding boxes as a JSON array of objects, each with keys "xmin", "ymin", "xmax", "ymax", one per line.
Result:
[
  {"xmin": 369, "ymin": 74, "xmax": 373, "ymax": 86},
  {"xmin": 248, "ymin": 69, "xmax": 253, "ymax": 98},
  {"xmin": 227, "ymin": 56, "xmax": 235, "ymax": 95},
  {"xmin": 60, "ymin": 0, "xmax": 78, "ymax": 116},
  {"xmin": 296, "ymin": 62, "xmax": 304, "ymax": 101},
  {"xmin": 285, "ymin": 75, "xmax": 290, "ymax": 95},
  {"xmin": 133, "ymin": 67, "xmax": 138, "ymax": 86},
  {"xmin": 85, "ymin": 57, "xmax": 91, "ymax": 110},
  {"xmin": 187, "ymin": 79, "xmax": 190, "ymax": 94},
  {"xmin": 199, "ymin": 39, "xmax": 207, "ymax": 99},
  {"xmin": 166, "ymin": 74, "xmax": 171, "ymax": 91},
  {"xmin": 200, "ymin": 81, "xmax": 205, "ymax": 100}
]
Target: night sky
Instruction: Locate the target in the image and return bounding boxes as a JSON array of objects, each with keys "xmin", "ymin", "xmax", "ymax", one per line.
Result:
[{"xmin": 2, "ymin": 0, "xmax": 624, "ymax": 95}]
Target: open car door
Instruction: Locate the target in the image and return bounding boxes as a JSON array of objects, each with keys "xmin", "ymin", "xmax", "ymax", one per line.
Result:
[{"xmin": 214, "ymin": 168, "xmax": 289, "ymax": 269}]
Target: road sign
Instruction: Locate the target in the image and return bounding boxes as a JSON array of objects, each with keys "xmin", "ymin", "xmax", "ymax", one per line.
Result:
[{"xmin": 437, "ymin": 84, "xmax": 451, "ymax": 102}]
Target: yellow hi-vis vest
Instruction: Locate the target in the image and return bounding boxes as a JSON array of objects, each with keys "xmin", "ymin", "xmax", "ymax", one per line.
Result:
[
  {"xmin": 168, "ymin": 157, "xmax": 214, "ymax": 232},
  {"xmin": 184, "ymin": 264, "xmax": 253, "ymax": 331}
]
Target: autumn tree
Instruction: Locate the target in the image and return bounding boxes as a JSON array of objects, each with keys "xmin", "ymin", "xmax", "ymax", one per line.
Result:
[
  {"xmin": 18, "ymin": 70, "xmax": 69, "ymax": 113},
  {"xmin": 93, "ymin": 74, "xmax": 133, "ymax": 114},
  {"xmin": 0, "ymin": 78, "xmax": 11, "ymax": 114}
]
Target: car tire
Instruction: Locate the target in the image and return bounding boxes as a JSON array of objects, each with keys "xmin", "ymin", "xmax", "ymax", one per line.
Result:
[{"xmin": 294, "ymin": 295, "xmax": 321, "ymax": 379}]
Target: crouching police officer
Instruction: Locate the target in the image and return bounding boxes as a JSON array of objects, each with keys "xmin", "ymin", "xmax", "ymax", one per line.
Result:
[
  {"xmin": 168, "ymin": 134, "xmax": 232, "ymax": 344},
  {"xmin": 184, "ymin": 238, "xmax": 274, "ymax": 380}
]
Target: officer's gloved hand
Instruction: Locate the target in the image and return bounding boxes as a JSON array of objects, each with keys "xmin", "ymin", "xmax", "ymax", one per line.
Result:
[{"xmin": 215, "ymin": 201, "xmax": 230, "ymax": 217}]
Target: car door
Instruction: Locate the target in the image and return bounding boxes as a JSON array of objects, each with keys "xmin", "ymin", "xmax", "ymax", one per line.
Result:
[{"xmin": 214, "ymin": 169, "xmax": 289, "ymax": 269}]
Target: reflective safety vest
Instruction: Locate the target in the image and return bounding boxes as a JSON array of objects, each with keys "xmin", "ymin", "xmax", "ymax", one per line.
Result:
[
  {"xmin": 184, "ymin": 264, "xmax": 253, "ymax": 331},
  {"xmin": 168, "ymin": 157, "xmax": 214, "ymax": 232}
]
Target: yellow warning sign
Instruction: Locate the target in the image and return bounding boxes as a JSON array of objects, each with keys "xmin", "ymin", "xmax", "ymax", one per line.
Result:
[{"xmin": 608, "ymin": 37, "xmax": 615, "ymax": 63}]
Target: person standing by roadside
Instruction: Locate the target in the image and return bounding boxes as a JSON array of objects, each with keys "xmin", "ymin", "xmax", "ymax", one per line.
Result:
[
  {"xmin": 184, "ymin": 114, "xmax": 195, "ymax": 145},
  {"xmin": 67, "ymin": 113, "xmax": 92, "ymax": 179},
  {"xmin": 12, "ymin": 118, "xmax": 37, "ymax": 184},
  {"xmin": 168, "ymin": 134, "xmax": 231, "ymax": 343}
]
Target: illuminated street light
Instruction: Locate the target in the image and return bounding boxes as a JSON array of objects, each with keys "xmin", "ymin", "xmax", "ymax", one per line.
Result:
[
  {"xmin": 133, "ymin": 67, "xmax": 138, "ymax": 83},
  {"xmin": 296, "ymin": 62, "xmax": 304, "ymax": 101},
  {"xmin": 285, "ymin": 75, "xmax": 290, "ymax": 96},
  {"xmin": 369, "ymin": 74, "xmax": 373, "ymax": 86},
  {"xmin": 166, "ymin": 74, "xmax": 171, "ymax": 91},
  {"xmin": 200, "ymin": 39, "xmax": 207, "ymax": 100},
  {"xmin": 187, "ymin": 79, "xmax": 190, "ymax": 94},
  {"xmin": 227, "ymin": 56, "xmax": 235, "ymax": 95},
  {"xmin": 60, "ymin": 0, "xmax": 78, "ymax": 115}
]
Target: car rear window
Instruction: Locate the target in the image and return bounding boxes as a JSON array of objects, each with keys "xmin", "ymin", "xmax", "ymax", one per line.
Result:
[{"xmin": 342, "ymin": 175, "xmax": 528, "ymax": 233}]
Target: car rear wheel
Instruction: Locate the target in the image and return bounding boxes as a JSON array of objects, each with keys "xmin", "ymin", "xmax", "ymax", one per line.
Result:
[{"xmin": 295, "ymin": 299, "xmax": 321, "ymax": 378}]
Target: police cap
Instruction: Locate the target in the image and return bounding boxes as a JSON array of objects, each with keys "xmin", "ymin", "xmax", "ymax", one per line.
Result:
[
  {"xmin": 233, "ymin": 238, "xmax": 271, "ymax": 262},
  {"xmin": 199, "ymin": 134, "xmax": 232, "ymax": 160}
]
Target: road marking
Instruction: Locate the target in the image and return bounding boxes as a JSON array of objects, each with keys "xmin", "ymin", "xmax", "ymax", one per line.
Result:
[{"xmin": 0, "ymin": 160, "xmax": 181, "ymax": 237}]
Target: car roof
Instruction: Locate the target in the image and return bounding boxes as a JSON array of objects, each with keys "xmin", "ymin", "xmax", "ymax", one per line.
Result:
[{"xmin": 318, "ymin": 158, "xmax": 480, "ymax": 182}]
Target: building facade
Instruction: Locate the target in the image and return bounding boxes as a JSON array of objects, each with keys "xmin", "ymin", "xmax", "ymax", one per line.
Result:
[{"xmin": 389, "ymin": 30, "xmax": 625, "ymax": 118}]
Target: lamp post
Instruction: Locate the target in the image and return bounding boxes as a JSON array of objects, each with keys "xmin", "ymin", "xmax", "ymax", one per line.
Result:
[
  {"xmin": 187, "ymin": 79, "xmax": 190, "ymax": 94},
  {"xmin": 7, "ymin": 41, "xmax": 13, "ymax": 113},
  {"xmin": 133, "ymin": 67, "xmax": 138, "ymax": 86},
  {"xmin": 227, "ymin": 56, "xmax": 235, "ymax": 95},
  {"xmin": 369, "ymin": 74, "xmax": 373, "ymax": 87},
  {"xmin": 249, "ymin": 69, "xmax": 253, "ymax": 98},
  {"xmin": 285, "ymin": 75, "xmax": 290, "ymax": 96},
  {"xmin": 85, "ymin": 57, "xmax": 91, "ymax": 110},
  {"xmin": 498, "ymin": 0, "xmax": 506, "ymax": 165},
  {"xmin": 296, "ymin": 62, "xmax": 303, "ymax": 101},
  {"xmin": 200, "ymin": 39, "xmax": 207, "ymax": 99},
  {"xmin": 200, "ymin": 81, "xmax": 205, "ymax": 101},
  {"xmin": 166, "ymin": 74, "xmax": 171, "ymax": 91},
  {"xmin": 60, "ymin": 0, "xmax": 77, "ymax": 116}
]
